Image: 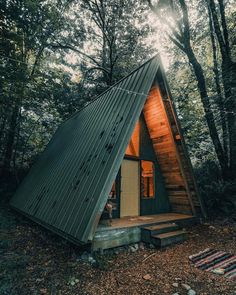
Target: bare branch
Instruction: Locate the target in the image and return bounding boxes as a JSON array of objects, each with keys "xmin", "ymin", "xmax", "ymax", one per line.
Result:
[
  {"xmin": 208, "ymin": 0, "xmax": 226, "ymax": 57},
  {"xmin": 168, "ymin": 34, "xmax": 186, "ymax": 52},
  {"xmin": 50, "ymin": 42, "xmax": 101, "ymax": 67},
  {"xmin": 30, "ymin": 46, "xmax": 45, "ymax": 76},
  {"xmin": 146, "ymin": 0, "xmax": 156, "ymax": 12},
  {"xmin": 217, "ymin": 0, "xmax": 230, "ymax": 54},
  {"xmin": 178, "ymin": 0, "xmax": 191, "ymax": 42},
  {"xmin": 85, "ymin": 66, "xmax": 110, "ymax": 75}
]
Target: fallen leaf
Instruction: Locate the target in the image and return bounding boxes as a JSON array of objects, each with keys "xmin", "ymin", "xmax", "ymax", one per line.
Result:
[{"xmin": 143, "ymin": 274, "xmax": 152, "ymax": 280}]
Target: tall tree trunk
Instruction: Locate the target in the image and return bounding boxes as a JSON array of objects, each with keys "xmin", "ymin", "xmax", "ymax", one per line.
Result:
[
  {"xmin": 209, "ymin": 0, "xmax": 236, "ymax": 179},
  {"xmin": 3, "ymin": 99, "xmax": 20, "ymax": 171},
  {"xmin": 222, "ymin": 59, "xmax": 236, "ymax": 179},
  {"xmin": 12, "ymin": 108, "xmax": 22, "ymax": 184},
  {"xmin": 185, "ymin": 45, "xmax": 228, "ymax": 176},
  {"xmin": 207, "ymin": 2, "xmax": 229, "ymax": 159},
  {"xmin": 217, "ymin": 0, "xmax": 230, "ymax": 54},
  {"xmin": 147, "ymin": 0, "xmax": 230, "ymax": 177},
  {"xmin": 0, "ymin": 115, "xmax": 7, "ymax": 152}
]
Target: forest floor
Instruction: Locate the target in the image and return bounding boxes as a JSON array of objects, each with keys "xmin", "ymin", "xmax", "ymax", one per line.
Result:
[{"xmin": 1, "ymin": 199, "xmax": 236, "ymax": 295}]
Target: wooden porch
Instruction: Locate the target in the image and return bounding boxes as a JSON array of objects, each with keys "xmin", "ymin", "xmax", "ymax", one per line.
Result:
[{"xmin": 92, "ymin": 213, "xmax": 198, "ymax": 251}]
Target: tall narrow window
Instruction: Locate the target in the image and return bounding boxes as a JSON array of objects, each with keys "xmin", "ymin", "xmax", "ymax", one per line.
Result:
[
  {"xmin": 141, "ymin": 160, "xmax": 155, "ymax": 198},
  {"xmin": 125, "ymin": 121, "xmax": 140, "ymax": 157}
]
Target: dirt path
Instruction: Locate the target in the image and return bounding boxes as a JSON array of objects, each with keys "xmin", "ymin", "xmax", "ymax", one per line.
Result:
[{"xmin": 1, "ymin": 204, "xmax": 236, "ymax": 295}]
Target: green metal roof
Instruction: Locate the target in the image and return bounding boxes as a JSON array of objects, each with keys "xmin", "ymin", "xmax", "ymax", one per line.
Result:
[{"xmin": 10, "ymin": 55, "xmax": 160, "ymax": 243}]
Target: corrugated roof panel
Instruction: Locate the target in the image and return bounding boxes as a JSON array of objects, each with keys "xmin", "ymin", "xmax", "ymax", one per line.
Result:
[{"xmin": 10, "ymin": 55, "xmax": 160, "ymax": 243}]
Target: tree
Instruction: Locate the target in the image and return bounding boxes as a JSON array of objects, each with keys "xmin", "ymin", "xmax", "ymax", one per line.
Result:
[
  {"xmin": 0, "ymin": 0, "xmax": 154, "ymax": 177},
  {"xmin": 0, "ymin": 0, "xmax": 75, "ymax": 174},
  {"xmin": 147, "ymin": 0, "xmax": 233, "ymax": 179},
  {"xmin": 51, "ymin": 0, "xmax": 154, "ymax": 90},
  {"xmin": 207, "ymin": 1, "xmax": 228, "ymax": 159},
  {"xmin": 207, "ymin": 0, "xmax": 236, "ymax": 179}
]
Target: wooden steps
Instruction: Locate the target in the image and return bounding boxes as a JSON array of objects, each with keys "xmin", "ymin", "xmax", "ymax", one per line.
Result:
[
  {"xmin": 141, "ymin": 222, "xmax": 187, "ymax": 248},
  {"xmin": 151, "ymin": 230, "xmax": 187, "ymax": 247}
]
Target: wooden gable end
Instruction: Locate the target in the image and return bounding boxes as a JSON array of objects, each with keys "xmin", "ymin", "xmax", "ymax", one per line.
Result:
[{"xmin": 143, "ymin": 83, "xmax": 203, "ymax": 215}]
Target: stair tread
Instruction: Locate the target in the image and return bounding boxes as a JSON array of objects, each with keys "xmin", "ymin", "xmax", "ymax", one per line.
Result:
[
  {"xmin": 152, "ymin": 230, "xmax": 186, "ymax": 239},
  {"xmin": 142, "ymin": 223, "xmax": 178, "ymax": 231}
]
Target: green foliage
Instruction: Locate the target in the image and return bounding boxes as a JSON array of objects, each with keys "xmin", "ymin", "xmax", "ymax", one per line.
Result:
[
  {"xmin": 194, "ymin": 161, "xmax": 236, "ymax": 216},
  {"xmin": 167, "ymin": 60, "xmax": 216, "ymax": 165},
  {"xmin": 0, "ymin": 0, "xmax": 154, "ymax": 174}
]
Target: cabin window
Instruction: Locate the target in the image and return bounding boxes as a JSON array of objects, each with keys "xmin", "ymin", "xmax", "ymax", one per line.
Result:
[
  {"xmin": 125, "ymin": 121, "xmax": 140, "ymax": 157},
  {"xmin": 141, "ymin": 160, "xmax": 155, "ymax": 199}
]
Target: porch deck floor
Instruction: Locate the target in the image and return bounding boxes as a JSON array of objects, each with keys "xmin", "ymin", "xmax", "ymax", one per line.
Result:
[{"xmin": 97, "ymin": 213, "xmax": 193, "ymax": 232}]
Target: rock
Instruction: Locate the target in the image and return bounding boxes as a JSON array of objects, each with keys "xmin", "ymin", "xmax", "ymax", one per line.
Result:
[
  {"xmin": 68, "ymin": 277, "xmax": 79, "ymax": 286},
  {"xmin": 88, "ymin": 256, "xmax": 96, "ymax": 264},
  {"xmin": 113, "ymin": 246, "xmax": 125, "ymax": 255},
  {"xmin": 130, "ymin": 244, "xmax": 139, "ymax": 252},
  {"xmin": 182, "ymin": 283, "xmax": 191, "ymax": 291},
  {"xmin": 188, "ymin": 289, "xmax": 196, "ymax": 295},
  {"xmin": 172, "ymin": 293, "xmax": 179, "ymax": 295},
  {"xmin": 172, "ymin": 283, "xmax": 178, "ymax": 288},
  {"xmin": 139, "ymin": 242, "xmax": 145, "ymax": 250},
  {"xmin": 80, "ymin": 252, "xmax": 96, "ymax": 264},
  {"xmin": 209, "ymin": 225, "xmax": 215, "ymax": 230},
  {"xmin": 175, "ymin": 277, "xmax": 182, "ymax": 281},
  {"xmin": 143, "ymin": 274, "xmax": 152, "ymax": 280}
]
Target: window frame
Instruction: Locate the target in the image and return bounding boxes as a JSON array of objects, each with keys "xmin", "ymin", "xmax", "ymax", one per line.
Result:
[{"xmin": 140, "ymin": 160, "xmax": 155, "ymax": 199}]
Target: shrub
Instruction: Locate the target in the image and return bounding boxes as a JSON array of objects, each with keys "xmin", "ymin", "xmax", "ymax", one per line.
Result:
[{"xmin": 194, "ymin": 160, "xmax": 236, "ymax": 217}]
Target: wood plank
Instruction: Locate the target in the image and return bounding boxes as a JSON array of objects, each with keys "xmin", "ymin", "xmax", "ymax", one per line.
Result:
[
  {"xmin": 166, "ymin": 184, "xmax": 185, "ymax": 190},
  {"xmin": 160, "ymin": 167, "xmax": 181, "ymax": 173},
  {"xmin": 152, "ymin": 135, "xmax": 170, "ymax": 144},
  {"xmin": 168, "ymin": 198, "xmax": 191, "ymax": 205},
  {"xmin": 143, "ymin": 84, "xmax": 201, "ymax": 216},
  {"xmin": 153, "ymin": 141, "xmax": 173, "ymax": 149}
]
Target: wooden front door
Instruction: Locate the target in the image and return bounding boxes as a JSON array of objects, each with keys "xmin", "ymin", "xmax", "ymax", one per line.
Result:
[{"xmin": 120, "ymin": 159, "xmax": 140, "ymax": 217}]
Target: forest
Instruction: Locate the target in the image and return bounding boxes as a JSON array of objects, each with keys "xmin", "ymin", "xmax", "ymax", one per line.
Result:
[
  {"xmin": 1, "ymin": 0, "xmax": 236, "ymax": 214},
  {"xmin": 1, "ymin": 1, "xmax": 236, "ymax": 294}
]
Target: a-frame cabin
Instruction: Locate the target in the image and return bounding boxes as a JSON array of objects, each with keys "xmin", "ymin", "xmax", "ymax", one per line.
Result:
[{"xmin": 10, "ymin": 55, "xmax": 205, "ymax": 250}]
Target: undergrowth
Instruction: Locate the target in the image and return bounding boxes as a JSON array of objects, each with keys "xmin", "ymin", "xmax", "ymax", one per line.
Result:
[{"xmin": 194, "ymin": 160, "xmax": 236, "ymax": 217}]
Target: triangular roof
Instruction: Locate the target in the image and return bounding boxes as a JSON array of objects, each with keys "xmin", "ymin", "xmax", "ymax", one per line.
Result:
[{"xmin": 11, "ymin": 55, "xmax": 161, "ymax": 244}]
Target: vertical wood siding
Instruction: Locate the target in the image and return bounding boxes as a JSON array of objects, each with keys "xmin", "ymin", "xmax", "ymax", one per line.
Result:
[{"xmin": 143, "ymin": 85, "xmax": 201, "ymax": 215}]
